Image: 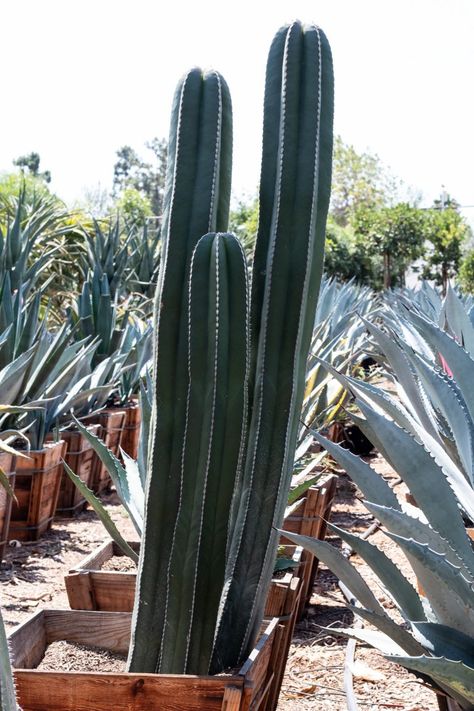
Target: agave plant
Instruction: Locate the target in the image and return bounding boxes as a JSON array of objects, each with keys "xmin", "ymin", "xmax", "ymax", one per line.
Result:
[
  {"xmin": 369, "ymin": 285, "xmax": 474, "ymax": 510},
  {"xmin": 283, "ymin": 283, "xmax": 474, "ymax": 710},
  {"xmin": 72, "ymin": 267, "xmax": 131, "ymax": 366},
  {"xmin": 81, "ymin": 218, "xmax": 132, "ymax": 298},
  {"xmin": 301, "ymin": 277, "xmax": 376, "ymax": 439},
  {"xmin": 125, "ymin": 222, "xmax": 162, "ymax": 300},
  {"xmin": 0, "ymin": 314, "xmax": 122, "ymax": 449},
  {"xmin": 285, "ymin": 420, "xmax": 474, "ymax": 709},
  {"xmin": 115, "ymin": 316, "xmax": 153, "ymax": 404},
  {"xmin": 0, "ymin": 185, "xmax": 63, "ymax": 296}
]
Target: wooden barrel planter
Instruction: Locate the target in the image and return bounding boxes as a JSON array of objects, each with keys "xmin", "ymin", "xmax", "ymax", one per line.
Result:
[
  {"xmin": 9, "ymin": 609, "xmax": 282, "ymax": 711},
  {"xmin": 0, "ymin": 451, "xmax": 16, "ymax": 559},
  {"xmin": 281, "ymin": 473, "xmax": 337, "ymax": 619},
  {"xmin": 82, "ymin": 409, "xmax": 127, "ymax": 494},
  {"xmin": 120, "ymin": 399, "xmax": 141, "ymax": 461},
  {"xmin": 9, "ymin": 440, "xmax": 66, "ymax": 542},
  {"xmin": 53, "ymin": 424, "xmax": 101, "ymax": 517}
]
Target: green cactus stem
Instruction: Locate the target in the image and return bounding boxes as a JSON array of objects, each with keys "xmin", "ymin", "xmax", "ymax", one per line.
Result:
[
  {"xmin": 212, "ymin": 20, "xmax": 334, "ymax": 672},
  {"xmin": 128, "ymin": 68, "xmax": 233, "ymax": 673},
  {"xmin": 159, "ymin": 232, "xmax": 249, "ymax": 674}
]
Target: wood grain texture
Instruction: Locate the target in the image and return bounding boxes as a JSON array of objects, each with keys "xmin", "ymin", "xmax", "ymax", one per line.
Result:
[
  {"xmin": 43, "ymin": 610, "xmax": 132, "ymax": 653},
  {"xmin": 262, "ymin": 579, "xmax": 301, "ymax": 711},
  {"xmin": 14, "ymin": 671, "xmax": 243, "ymax": 711},
  {"xmin": 9, "ymin": 441, "xmax": 66, "ymax": 541},
  {"xmin": 65, "ymin": 539, "xmax": 139, "ymax": 611},
  {"xmin": 9, "ymin": 612, "xmax": 284, "ymax": 711},
  {"xmin": 9, "ymin": 610, "xmax": 46, "ymax": 669},
  {"xmin": 280, "ymin": 474, "xmax": 337, "ymax": 620},
  {"xmin": 55, "ymin": 425, "xmax": 100, "ymax": 514},
  {"xmin": 120, "ymin": 401, "xmax": 141, "ymax": 461},
  {"xmin": 82, "ymin": 409, "xmax": 127, "ymax": 493}
]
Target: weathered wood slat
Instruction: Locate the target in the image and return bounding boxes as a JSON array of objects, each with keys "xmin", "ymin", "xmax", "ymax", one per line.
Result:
[
  {"xmin": 9, "ymin": 441, "xmax": 66, "ymax": 541},
  {"xmin": 9, "ymin": 610, "xmax": 46, "ymax": 669},
  {"xmin": 9, "ymin": 611, "xmax": 282, "ymax": 711},
  {"xmin": 55, "ymin": 425, "xmax": 100, "ymax": 515},
  {"xmin": 281, "ymin": 474, "xmax": 337, "ymax": 619},
  {"xmin": 42, "ymin": 610, "xmax": 132, "ymax": 653},
  {"xmin": 14, "ymin": 671, "xmax": 242, "ymax": 711}
]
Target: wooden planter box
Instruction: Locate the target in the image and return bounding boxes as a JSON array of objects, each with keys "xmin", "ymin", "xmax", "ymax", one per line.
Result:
[
  {"xmin": 65, "ymin": 540, "xmax": 140, "ymax": 611},
  {"xmin": 9, "ymin": 440, "xmax": 66, "ymax": 542},
  {"xmin": 65, "ymin": 542, "xmax": 303, "ymax": 616},
  {"xmin": 54, "ymin": 424, "xmax": 101, "ymax": 516},
  {"xmin": 281, "ymin": 473, "xmax": 337, "ymax": 618},
  {"xmin": 263, "ymin": 546, "xmax": 302, "ymax": 711},
  {"xmin": 0, "ymin": 451, "xmax": 16, "ymax": 559},
  {"xmin": 9, "ymin": 609, "xmax": 282, "ymax": 711},
  {"xmin": 120, "ymin": 399, "xmax": 141, "ymax": 461},
  {"xmin": 82, "ymin": 408, "xmax": 127, "ymax": 494}
]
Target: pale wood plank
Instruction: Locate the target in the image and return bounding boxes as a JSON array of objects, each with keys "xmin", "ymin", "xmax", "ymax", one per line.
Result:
[{"xmin": 14, "ymin": 671, "xmax": 242, "ymax": 711}]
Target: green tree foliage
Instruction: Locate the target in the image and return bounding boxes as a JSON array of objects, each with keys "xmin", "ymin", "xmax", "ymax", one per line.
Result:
[
  {"xmin": 422, "ymin": 203, "xmax": 470, "ymax": 296},
  {"xmin": 459, "ymin": 250, "xmax": 474, "ymax": 294},
  {"xmin": 228, "ymin": 195, "xmax": 259, "ymax": 258},
  {"xmin": 13, "ymin": 151, "xmax": 51, "ymax": 183},
  {"xmin": 330, "ymin": 136, "xmax": 399, "ymax": 226},
  {"xmin": 353, "ymin": 203, "xmax": 427, "ymax": 288},
  {"xmin": 324, "ymin": 218, "xmax": 373, "ymax": 283},
  {"xmin": 113, "ymin": 138, "xmax": 167, "ymax": 215},
  {"xmin": 115, "ymin": 187, "xmax": 153, "ymax": 228}
]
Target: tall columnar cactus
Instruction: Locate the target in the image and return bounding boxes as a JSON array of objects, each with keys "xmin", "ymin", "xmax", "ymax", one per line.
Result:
[
  {"xmin": 212, "ymin": 20, "xmax": 334, "ymax": 671},
  {"xmin": 128, "ymin": 68, "xmax": 233, "ymax": 673},
  {"xmin": 128, "ymin": 20, "xmax": 334, "ymax": 675},
  {"xmin": 159, "ymin": 232, "xmax": 249, "ymax": 674}
]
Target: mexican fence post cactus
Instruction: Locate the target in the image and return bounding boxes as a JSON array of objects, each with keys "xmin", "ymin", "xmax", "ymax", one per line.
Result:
[
  {"xmin": 128, "ymin": 20, "xmax": 334, "ymax": 675},
  {"xmin": 211, "ymin": 20, "xmax": 334, "ymax": 671},
  {"xmin": 128, "ymin": 69, "xmax": 233, "ymax": 673}
]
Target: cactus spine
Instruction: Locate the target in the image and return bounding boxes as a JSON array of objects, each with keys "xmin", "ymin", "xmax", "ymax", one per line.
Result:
[
  {"xmin": 128, "ymin": 69, "xmax": 233, "ymax": 673},
  {"xmin": 212, "ymin": 21, "xmax": 334, "ymax": 670}
]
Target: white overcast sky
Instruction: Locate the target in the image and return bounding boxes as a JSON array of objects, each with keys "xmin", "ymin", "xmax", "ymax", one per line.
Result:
[{"xmin": 2, "ymin": 0, "xmax": 474, "ymax": 219}]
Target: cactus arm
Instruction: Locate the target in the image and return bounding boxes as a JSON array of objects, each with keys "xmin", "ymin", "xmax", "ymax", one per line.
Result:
[
  {"xmin": 158, "ymin": 233, "xmax": 249, "ymax": 674},
  {"xmin": 128, "ymin": 71, "xmax": 232, "ymax": 673},
  {"xmin": 212, "ymin": 21, "xmax": 334, "ymax": 671}
]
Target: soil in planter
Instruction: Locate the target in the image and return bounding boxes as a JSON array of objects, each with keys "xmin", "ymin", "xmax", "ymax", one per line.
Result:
[
  {"xmin": 99, "ymin": 555, "xmax": 138, "ymax": 572},
  {"xmin": 37, "ymin": 640, "xmax": 126, "ymax": 672}
]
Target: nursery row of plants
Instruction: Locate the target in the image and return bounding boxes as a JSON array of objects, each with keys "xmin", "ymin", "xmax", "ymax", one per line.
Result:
[{"xmin": 0, "ymin": 17, "xmax": 473, "ymax": 711}]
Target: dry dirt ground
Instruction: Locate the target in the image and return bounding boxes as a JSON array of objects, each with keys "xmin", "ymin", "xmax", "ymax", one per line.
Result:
[{"xmin": 1, "ymin": 460, "xmax": 440, "ymax": 710}]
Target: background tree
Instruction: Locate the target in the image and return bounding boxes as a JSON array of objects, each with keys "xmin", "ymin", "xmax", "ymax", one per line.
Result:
[
  {"xmin": 353, "ymin": 203, "xmax": 428, "ymax": 288},
  {"xmin": 13, "ymin": 152, "xmax": 51, "ymax": 183},
  {"xmin": 115, "ymin": 187, "xmax": 153, "ymax": 228},
  {"xmin": 422, "ymin": 201, "xmax": 470, "ymax": 296},
  {"xmin": 112, "ymin": 138, "xmax": 167, "ymax": 215},
  {"xmin": 228, "ymin": 195, "xmax": 259, "ymax": 258},
  {"xmin": 324, "ymin": 217, "xmax": 375, "ymax": 284},
  {"xmin": 459, "ymin": 250, "xmax": 474, "ymax": 294},
  {"xmin": 330, "ymin": 136, "xmax": 400, "ymax": 226}
]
